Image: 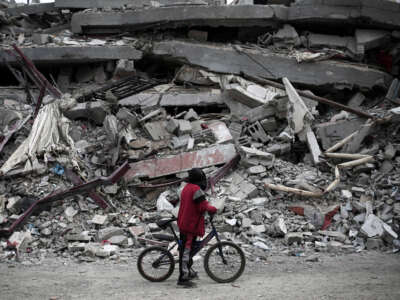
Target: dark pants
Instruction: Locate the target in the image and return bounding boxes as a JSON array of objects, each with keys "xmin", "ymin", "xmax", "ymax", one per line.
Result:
[{"xmin": 178, "ymin": 233, "xmax": 196, "ymax": 281}]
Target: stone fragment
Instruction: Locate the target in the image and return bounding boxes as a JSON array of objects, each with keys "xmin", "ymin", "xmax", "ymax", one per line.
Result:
[
  {"xmin": 365, "ymin": 238, "xmax": 383, "ymax": 250},
  {"xmin": 32, "ymin": 33, "xmax": 50, "ymax": 45},
  {"xmin": 305, "ymin": 128, "xmax": 322, "ymax": 165},
  {"xmin": 271, "ymin": 217, "xmax": 287, "ymax": 237},
  {"xmin": 384, "ymin": 143, "xmax": 396, "ymax": 160},
  {"xmin": 208, "ymin": 121, "xmax": 233, "ymax": 144},
  {"xmin": 97, "ymin": 227, "xmax": 124, "ymax": 241},
  {"xmin": 241, "ymin": 146, "xmax": 275, "ymax": 167},
  {"xmin": 64, "ymin": 101, "xmax": 110, "ymax": 125},
  {"xmin": 247, "ymin": 165, "xmax": 266, "ymax": 175},
  {"xmin": 260, "ymin": 117, "xmax": 277, "ymax": 132},
  {"xmin": 64, "ymin": 206, "xmax": 77, "ymax": 222},
  {"xmin": 318, "ymin": 230, "xmax": 347, "ymax": 242},
  {"xmin": 166, "ymin": 118, "xmax": 179, "ymax": 134},
  {"xmin": 117, "ymin": 108, "xmax": 138, "ymax": 128},
  {"xmin": 108, "ymin": 235, "xmax": 128, "ymax": 246},
  {"xmin": 361, "ymin": 214, "xmax": 384, "ymax": 238},
  {"xmin": 65, "ymin": 231, "xmax": 91, "ymax": 242},
  {"xmin": 347, "ymin": 92, "xmax": 365, "ymax": 108},
  {"xmin": 144, "ymin": 121, "xmax": 170, "ymax": 141},
  {"xmin": 250, "ymin": 224, "xmax": 266, "ymax": 234},
  {"xmin": 92, "ymin": 215, "xmax": 108, "ymax": 225},
  {"xmin": 285, "ymin": 232, "xmax": 304, "ymax": 245},
  {"xmin": 8, "ymin": 231, "xmax": 32, "ymax": 252},
  {"xmin": 252, "ymin": 197, "xmax": 268, "ymax": 206},
  {"xmin": 128, "ymin": 226, "xmax": 145, "ymax": 238},
  {"xmin": 178, "ymin": 120, "xmax": 192, "ymax": 135},
  {"xmin": 94, "ymin": 64, "xmax": 107, "ymax": 84},
  {"xmin": 247, "ymin": 121, "xmax": 270, "ymax": 143},
  {"xmin": 184, "ymin": 108, "xmax": 199, "ymax": 121},
  {"xmin": 6, "ymin": 196, "xmax": 22, "ymax": 214}
]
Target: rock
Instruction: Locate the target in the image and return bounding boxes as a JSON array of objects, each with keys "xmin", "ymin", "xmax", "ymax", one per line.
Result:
[
  {"xmin": 184, "ymin": 108, "xmax": 199, "ymax": 121},
  {"xmin": 285, "ymin": 232, "xmax": 304, "ymax": 245},
  {"xmin": 251, "ymin": 197, "xmax": 268, "ymax": 206},
  {"xmin": 64, "ymin": 206, "xmax": 77, "ymax": 222},
  {"xmin": 327, "ymin": 241, "xmax": 343, "ymax": 253},
  {"xmin": 6, "ymin": 196, "xmax": 22, "ymax": 214},
  {"xmin": 247, "ymin": 165, "xmax": 266, "ymax": 175},
  {"xmin": 178, "ymin": 120, "xmax": 192, "ymax": 135},
  {"xmin": 365, "ymin": 238, "xmax": 384, "ymax": 250},
  {"xmin": 97, "ymin": 227, "xmax": 124, "ymax": 241},
  {"xmin": 8, "ymin": 231, "xmax": 32, "ymax": 252},
  {"xmin": 361, "ymin": 214, "xmax": 384, "ymax": 238},
  {"xmin": 271, "ymin": 217, "xmax": 287, "ymax": 237},
  {"xmin": 91, "ymin": 215, "xmax": 108, "ymax": 225},
  {"xmin": 108, "ymin": 235, "xmax": 128, "ymax": 246}
]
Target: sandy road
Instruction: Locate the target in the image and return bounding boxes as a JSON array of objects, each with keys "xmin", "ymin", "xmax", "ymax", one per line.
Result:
[{"xmin": 0, "ymin": 251, "xmax": 399, "ymax": 300}]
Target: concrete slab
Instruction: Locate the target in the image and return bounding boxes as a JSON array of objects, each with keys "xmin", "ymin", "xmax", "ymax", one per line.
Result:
[
  {"xmin": 315, "ymin": 118, "xmax": 365, "ymax": 150},
  {"xmin": 151, "ymin": 40, "xmax": 391, "ymax": 90},
  {"xmin": 4, "ymin": 3, "xmax": 55, "ymax": 16},
  {"xmin": 289, "ymin": 0, "xmax": 400, "ymax": 30},
  {"xmin": 0, "ymin": 46, "xmax": 142, "ymax": 66},
  {"xmin": 56, "ymin": 0, "xmax": 207, "ymax": 9},
  {"xmin": 71, "ymin": 5, "xmax": 287, "ymax": 34},
  {"xmin": 124, "ymin": 143, "xmax": 236, "ymax": 180}
]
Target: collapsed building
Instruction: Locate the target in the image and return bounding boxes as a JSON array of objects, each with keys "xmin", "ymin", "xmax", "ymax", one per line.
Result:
[{"xmin": 0, "ymin": 0, "xmax": 399, "ymax": 263}]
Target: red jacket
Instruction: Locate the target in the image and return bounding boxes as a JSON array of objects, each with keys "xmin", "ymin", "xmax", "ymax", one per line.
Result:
[{"xmin": 177, "ymin": 183, "xmax": 217, "ymax": 237}]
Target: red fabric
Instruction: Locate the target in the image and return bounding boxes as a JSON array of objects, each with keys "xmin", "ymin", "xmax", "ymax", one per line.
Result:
[
  {"xmin": 184, "ymin": 233, "xmax": 194, "ymax": 249},
  {"xmin": 178, "ymin": 183, "xmax": 217, "ymax": 237}
]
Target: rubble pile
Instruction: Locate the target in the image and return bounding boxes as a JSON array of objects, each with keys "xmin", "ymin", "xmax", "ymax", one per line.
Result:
[{"xmin": 0, "ymin": 0, "xmax": 400, "ymax": 265}]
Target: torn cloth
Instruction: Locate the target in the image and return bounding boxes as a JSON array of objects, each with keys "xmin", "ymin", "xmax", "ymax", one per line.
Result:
[{"xmin": 0, "ymin": 96, "xmax": 76, "ymax": 174}]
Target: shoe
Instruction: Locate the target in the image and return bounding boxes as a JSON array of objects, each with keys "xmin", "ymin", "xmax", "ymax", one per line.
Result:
[
  {"xmin": 177, "ymin": 280, "xmax": 197, "ymax": 288},
  {"xmin": 189, "ymin": 270, "xmax": 199, "ymax": 280}
]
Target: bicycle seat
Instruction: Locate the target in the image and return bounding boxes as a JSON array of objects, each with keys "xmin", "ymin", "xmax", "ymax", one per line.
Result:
[{"xmin": 156, "ymin": 218, "xmax": 177, "ymax": 229}]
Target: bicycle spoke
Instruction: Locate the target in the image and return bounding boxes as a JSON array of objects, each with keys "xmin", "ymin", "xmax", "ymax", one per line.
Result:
[{"xmin": 206, "ymin": 244, "xmax": 243, "ymax": 281}]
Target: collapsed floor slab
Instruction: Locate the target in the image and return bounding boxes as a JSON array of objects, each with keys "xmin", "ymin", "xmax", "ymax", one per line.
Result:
[
  {"xmin": 4, "ymin": 3, "xmax": 56, "ymax": 16},
  {"xmin": 124, "ymin": 143, "xmax": 236, "ymax": 180},
  {"xmin": 289, "ymin": 0, "xmax": 400, "ymax": 30},
  {"xmin": 55, "ymin": 0, "xmax": 207, "ymax": 9},
  {"xmin": 0, "ymin": 46, "xmax": 142, "ymax": 65},
  {"xmin": 71, "ymin": 5, "xmax": 287, "ymax": 34},
  {"xmin": 150, "ymin": 40, "xmax": 391, "ymax": 90}
]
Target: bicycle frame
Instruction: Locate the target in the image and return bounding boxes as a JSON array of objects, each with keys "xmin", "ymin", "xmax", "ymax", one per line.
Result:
[{"xmin": 151, "ymin": 218, "xmax": 228, "ymax": 269}]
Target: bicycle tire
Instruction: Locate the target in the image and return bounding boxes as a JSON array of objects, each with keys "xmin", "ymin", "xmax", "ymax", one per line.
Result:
[
  {"xmin": 137, "ymin": 246, "xmax": 175, "ymax": 282},
  {"xmin": 204, "ymin": 241, "xmax": 246, "ymax": 283}
]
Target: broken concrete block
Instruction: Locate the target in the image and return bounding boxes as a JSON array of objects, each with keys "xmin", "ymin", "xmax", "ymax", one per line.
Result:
[
  {"xmin": 342, "ymin": 121, "xmax": 373, "ymax": 153},
  {"xmin": 108, "ymin": 235, "xmax": 128, "ymax": 246},
  {"xmin": 97, "ymin": 227, "xmax": 124, "ymax": 241},
  {"xmin": 271, "ymin": 217, "xmax": 287, "ymax": 237},
  {"xmin": 247, "ymin": 165, "xmax": 266, "ymax": 175},
  {"xmin": 117, "ymin": 108, "xmax": 138, "ymax": 128},
  {"xmin": 65, "ymin": 231, "xmax": 91, "ymax": 242},
  {"xmin": 285, "ymin": 232, "xmax": 304, "ymax": 245},
  {"xmin": 318, "ymin": 231, "xmax": 347, "ymax": 243},
  {"xmin": 128, "ymin": 226, "xmax": 145, "ymax": 238},
  {"xmin": 355, "ymin": 29, "xmax": 390, "ymax": 53},
  {"xmin": 8, "ymin": 231, "xmax": 32, "ymax": 252},
  {"xmin": 166, "ymin": 118, "xmax": 179, "ymax": 134},
  {"xmin": 188, "ymin": 29, "xmax": 208, "ymax": 42},
  {"xmin": 184, "ymin": 108, "xmax": 199, "ymax": 121},
  {"xmin": 250, "ymin": 224, "xmax": 266, "ymax": 235},
  {"xmin": 241, "ymin": 146, "xmax": 275, "ymax": 167},
  {"xmin": 208, "ymin": 121, "xmax": 233, "ymax": 144},
  {"xmin": 144, "ymin": 121, "xmax": 170, "ymax": 141},
  {"xmin": 347, "ymin": 92, "xmax": 366, "ymax": 108},
  {"xmin": 266, "ymin": 143, "xmax": 291, "ymax": 155},
  {"xmin": 228, "ymin": 122, "xmax": 243, "ymax": 141},
  {"xmin": 361, "ymin": 214, "xmax": 384, "ymax": 238},
  {"xmin": 57, "ymin": 67, "xmax": 73, "ymax": 93},
  {"xmin": 246, "ymin": 103, "xmax": 276, "ymax": 123},
  {"xmin": 260, "ymin": 117, "xmax": 277, "ymax": 132},
  {"xmin": 247, "ymin": 121, "xmax": 270, "ymax": 143},
  {"xmin": 273, "ymin": 24, "xmax": 300, "ymax": 48},
  {"xmin": 365, "ymin": 238, "xmax": 384, "ymax": 250},
  {"xmin": 178, "ymin": 120, "xmax": 192, "ymax": 135},
  {"xmin": 114, "ymin": 59, "xmax": 135, "ymax": 78},
  {"xmin": 92, "ymin": 215, "xmax": 108, "ymax": 225},
  {"xmin": 170, "ymin": 135, "xmax": 190, "ymax": 149},
  {"xmin": 384, "ymin": 143, "xmax": 396, "ymax": 160},
  {"xmin": 305, "ymin": 128, "xmax": 322, "ymax": 165},
  {"xmin": 103, "ymin": 115, "xmax": 119, "ymax": 145},
  {"xmin": 6, "ymin": 196, "xmax": 22, "ymax": 214},
  {"xmin": 64, "ymin": 206, "xmax": 77, "ymax": 222},
  {"xmin": 327, "ymin": 241, "xmax": 343, "ymax": 253},
  {"xmin": 241, "ymin": 218, "xmax": 253, "ymax": 228},
  {"xmin": 315, "ymin": 118, "xmax": 365, "ymax": 150},
  {"xmin": 251, "ymin": 197, "xmax": 268, "ymax": 206},
  {"xmin": 64, "ymin": 101, "xmax": 110, "ymax": 125}
]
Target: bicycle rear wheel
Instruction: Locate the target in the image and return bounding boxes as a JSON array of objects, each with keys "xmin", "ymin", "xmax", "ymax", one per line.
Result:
[
  {"xmin": 137, "ymin": 246, "xmax": 175, "ymax": 282},
  {"xmin": 204, "ymin": 241, "xmax": 246, "ymax": 283}
]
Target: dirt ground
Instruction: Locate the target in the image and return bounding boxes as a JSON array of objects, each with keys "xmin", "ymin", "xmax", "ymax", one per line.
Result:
[{"xmin": 1, "ymin": 251, "xmax": 399, "ymax": 300}]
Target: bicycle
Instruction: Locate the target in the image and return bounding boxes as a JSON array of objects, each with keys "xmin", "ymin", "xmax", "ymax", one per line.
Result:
[{"xmin": 137, "ymin": 216, "xmax": 246, "ymax": 283}]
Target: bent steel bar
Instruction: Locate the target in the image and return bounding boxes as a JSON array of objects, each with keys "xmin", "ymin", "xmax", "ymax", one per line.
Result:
[{"xmin": 0, "ymin": 161, "xmax": 129, "ymax": 237}]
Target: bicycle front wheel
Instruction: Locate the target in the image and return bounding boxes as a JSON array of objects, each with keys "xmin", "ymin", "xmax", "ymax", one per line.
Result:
[
  {"xmin": 137, "ymin": 246, "xmax": 175, "ymax": 282},
  {"xmin": 204, "ymin": 241, "xmax": 246, "ymax": 283}
]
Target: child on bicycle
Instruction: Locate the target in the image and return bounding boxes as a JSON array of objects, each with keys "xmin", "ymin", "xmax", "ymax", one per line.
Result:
[{"xmin": 177, "ymin": 168, "xmax": 217, "ymax": 288}]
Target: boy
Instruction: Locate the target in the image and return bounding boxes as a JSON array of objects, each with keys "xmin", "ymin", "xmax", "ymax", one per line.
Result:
[{"xmin": 177, "ymin": 168, "xmax": 217, "ymax": 288}]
